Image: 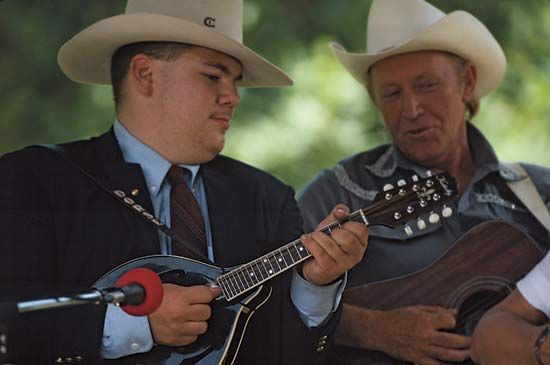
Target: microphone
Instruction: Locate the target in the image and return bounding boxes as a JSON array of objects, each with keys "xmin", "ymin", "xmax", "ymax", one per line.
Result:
[
  {"xmin": 115, "ymin": 267, "xmax": 164, "ymax": 316},
  {"xmin": 0, "ymin": 268, "xmax": 164, "ymax": 320}
]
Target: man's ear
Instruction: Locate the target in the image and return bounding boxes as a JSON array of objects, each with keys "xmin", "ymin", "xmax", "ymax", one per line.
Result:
[
  {"xmin": 462, "ymin": 62, "xmax": 478, "ymax": 102},
  {"xmin": 128, "ymin": 54, "xmax": 155, "ymax": 97}
]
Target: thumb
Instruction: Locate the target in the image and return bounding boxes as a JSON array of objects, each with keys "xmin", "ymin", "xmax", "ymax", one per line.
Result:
[
  {"xmin": 316, "ymin": 204, "xmax": 350, "ymax": 230},
  {"xmin": 209, "ymin": 286, "xmax": 222, "ymax": 299}
]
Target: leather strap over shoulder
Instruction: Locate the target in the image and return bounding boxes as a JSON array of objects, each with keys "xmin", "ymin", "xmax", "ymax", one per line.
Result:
[
  {"xmin": 504, "ymin": 162, "xmax": 550, "ymax": 232},
  {"xmin": 40, "ymin": 144, "xmax": 213, "ymax": 264}
]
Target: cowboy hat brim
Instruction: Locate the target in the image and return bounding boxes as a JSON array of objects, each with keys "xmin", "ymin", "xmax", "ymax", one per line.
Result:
[
  {"xmin": 58, "ymin": 13, "xmax": 293, "ymax": 88},
  {"xmin": 330, "ymin": 11, "xmax": 506, "ymax": 98}
]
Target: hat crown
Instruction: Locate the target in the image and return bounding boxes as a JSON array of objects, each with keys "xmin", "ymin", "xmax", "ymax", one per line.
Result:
[
  {"xmin": 126, "ymin": 0, "xmax": 243, "ymax": 43},
  {"xmin": 367, "ymin": 0, "xmax": 445, "ymax": 53}
]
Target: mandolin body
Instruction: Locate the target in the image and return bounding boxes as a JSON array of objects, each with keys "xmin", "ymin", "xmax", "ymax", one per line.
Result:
[{"xmin": 95, "ymin": 255, "xmax": 270, "ymax": 365}]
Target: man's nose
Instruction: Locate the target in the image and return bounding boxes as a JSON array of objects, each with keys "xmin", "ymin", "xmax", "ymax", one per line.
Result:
[
  {"xmin": 219, "ymin": 84, "xmax": 241, "ymax": 107},
  {"xmin": 400, "ymin": 92, "xmax": 423, "ymax": 120}
]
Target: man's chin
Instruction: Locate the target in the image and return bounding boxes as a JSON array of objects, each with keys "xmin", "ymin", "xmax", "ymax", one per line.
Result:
[
  {"xmin": 200, "ymin": 143, "xmax": 225, "ymax": 163},
  {"xmin": 402, "ymin": 147, "xmax": 444, "ymax": 168},
  {"xmin": 213, "ymin": 141, "xmax": 225, "ymax": 156}
]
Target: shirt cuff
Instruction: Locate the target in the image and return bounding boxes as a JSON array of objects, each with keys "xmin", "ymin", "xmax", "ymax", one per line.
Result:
[
  {"xmin": 101, "ymin": 304, "xmax": 154, "ymax": 359},
  {"xmin": 290, "ymin": 268, "xmax": 347, "ymax": 327}
]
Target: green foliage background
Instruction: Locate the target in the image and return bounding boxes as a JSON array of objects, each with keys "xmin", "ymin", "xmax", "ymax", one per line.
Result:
[{"xmin": 1, "ymin": 0, "xmax": 549, "ymax": 191}]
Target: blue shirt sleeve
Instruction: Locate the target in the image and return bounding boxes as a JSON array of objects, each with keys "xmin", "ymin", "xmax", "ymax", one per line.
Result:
[
  {"xmin": 290, "ymin": 268, "xmax": 346, "ymax": 327},
  {"xmin": 101, "ymin": 304, "xmax": 154, "ymax": 359}
]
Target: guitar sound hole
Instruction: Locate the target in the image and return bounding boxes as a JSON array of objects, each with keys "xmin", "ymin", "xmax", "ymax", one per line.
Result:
[
  {"xmin": 443, "ymin": 276, "xmax": 515, "ymax": 364},
  {"xmin": 455, "ymin": 289, "xmax": 509, "ymax": 337}
]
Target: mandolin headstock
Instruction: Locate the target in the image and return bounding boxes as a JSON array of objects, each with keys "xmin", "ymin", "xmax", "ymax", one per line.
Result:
[{"xmin": 361, "ymin": 172, "xmax": 458, "ymax": 232}]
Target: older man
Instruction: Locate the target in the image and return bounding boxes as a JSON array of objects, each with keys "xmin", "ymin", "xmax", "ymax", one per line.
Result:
[
  {"xmin": 299, "ymin": 0, "xmax": 550, "ymax": 364},
  {"xmin": 0, "ymin": 0, "xmax": 367, "ymax": 364}
]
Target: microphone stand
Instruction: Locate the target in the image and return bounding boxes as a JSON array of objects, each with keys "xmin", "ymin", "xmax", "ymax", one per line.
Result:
[{"xmin": 0, "ymin": 285, "xmax": 143, "ymax": 321}]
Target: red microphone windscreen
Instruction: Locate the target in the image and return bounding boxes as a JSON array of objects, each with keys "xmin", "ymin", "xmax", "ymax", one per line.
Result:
[{"xmin": 116, "ymin": 267, "xmax": 163, "ymax": 316}]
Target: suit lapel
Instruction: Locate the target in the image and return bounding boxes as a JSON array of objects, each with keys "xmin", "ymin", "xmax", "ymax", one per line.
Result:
[{"xmin": 87, "ymin": 130, "xmax": 160, "ymax": 255}]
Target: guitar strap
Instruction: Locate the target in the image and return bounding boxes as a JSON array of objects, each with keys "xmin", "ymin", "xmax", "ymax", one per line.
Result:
[
  {"xmin": 504, "ymin": 162, "xmax": 550, "ymax": 233},
  {"xmin": 42, "ymin": 144, "xmax": 214, "ymax": 264}
]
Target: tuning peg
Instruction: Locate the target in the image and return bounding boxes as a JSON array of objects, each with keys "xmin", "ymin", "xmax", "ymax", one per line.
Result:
[
  {"xmin": 397, "ymin": 179, "xmax": 406, "ymax": 187},
  {"xmin": 412, "ymin": 175, "xmax": 419, "ymax": 182},
  {"xmin": 406, "ymin": 206, "xmax": 414, "ymax": 214},
  {"xmin": 426, "ymin": 170, "xmax": 433, "ymax": 177},
  {"xmin": 383, "ymin": 184, "xmax": 394, "ymax": 191},
  {"xmin": 417, "ymin": 218, "xmax": 427, "ymax": 230},
  {"xmin": 404, "ymin": 225, "xmax": 414, "ymax": 236},
  {"xmin": 442, "ymin": 205, "xmax": 453, "ymax": 218},
  {"xmin": 429, "ymin": 212, "xmax": 440, "ymax": 224}
]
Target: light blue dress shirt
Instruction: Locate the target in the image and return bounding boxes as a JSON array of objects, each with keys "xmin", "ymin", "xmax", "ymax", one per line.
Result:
[{"xmin": 101, "ymin": 121, "xmax": 344, "ymax": 360}]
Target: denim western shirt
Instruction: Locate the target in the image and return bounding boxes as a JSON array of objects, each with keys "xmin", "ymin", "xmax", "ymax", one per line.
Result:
[{"xmin": 299, "ymin": 123, "xmax": 550, "ymax": 286}]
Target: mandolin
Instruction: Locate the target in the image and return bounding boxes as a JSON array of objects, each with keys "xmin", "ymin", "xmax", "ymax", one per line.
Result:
[{"xmin": 95, "ymin": 172, "xmax": 457, "ymax": 364}]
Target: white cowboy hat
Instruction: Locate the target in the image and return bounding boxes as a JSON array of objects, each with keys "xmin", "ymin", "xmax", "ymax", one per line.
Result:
[
  {"xmin": 58, "ymin": 0, "xmax": 292, "ymax": 88},
  {"xmin": 330, "ymin": 0, "xmax": 506, "ymax": 98}
]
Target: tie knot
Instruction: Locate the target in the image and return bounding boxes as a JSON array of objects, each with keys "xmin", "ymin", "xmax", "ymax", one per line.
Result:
[{"xmin": 167, "ymin": 165, "xmax": 191, "ymax": 185}]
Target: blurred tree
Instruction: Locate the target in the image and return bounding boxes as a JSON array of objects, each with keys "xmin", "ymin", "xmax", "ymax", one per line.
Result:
[{"xmin": 1, "ymin": 0, "xmax": 548, "ymax": 191}]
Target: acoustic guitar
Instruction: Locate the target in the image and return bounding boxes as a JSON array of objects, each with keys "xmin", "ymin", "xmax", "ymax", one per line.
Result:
[
  {"xmin": 335, "ymin": 220, "xmax": 545, "ymax": 365},
  {"xmin": 94, "ymin": 172, "xmax": 457, "ymax": 365}
]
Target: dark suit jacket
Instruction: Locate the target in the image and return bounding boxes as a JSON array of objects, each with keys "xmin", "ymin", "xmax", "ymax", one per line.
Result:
[{"xmin": 0, "ymin": 130, "xmax": 338, "ymax": 364}]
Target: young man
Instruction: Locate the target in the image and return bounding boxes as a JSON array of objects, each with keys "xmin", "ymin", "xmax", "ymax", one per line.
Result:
[
  {"xmin": 0, "ymin": 1, "xmax": 367, "ymax": 364},
  {"xmin": 299, "ymin": 0, "xmax": 550, "ymax": 364}
]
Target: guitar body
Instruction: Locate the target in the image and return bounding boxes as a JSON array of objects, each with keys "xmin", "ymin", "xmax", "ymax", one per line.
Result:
[
  {"xmin": 336, "ymin": 221, "xmax": 544, "ymax": 365},
  {"xmin": 94, "ymin": 255, "xmax": 271, "ymax": 365}
]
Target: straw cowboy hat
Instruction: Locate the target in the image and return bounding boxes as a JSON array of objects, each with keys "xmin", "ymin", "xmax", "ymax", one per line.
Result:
[
  {"xmin": 58, "ymin": 0, "xmax": 292, "ymax": 88},
  {"xmin": 330, "ymin": 0, "xmax": 506, "ymax": 98}
]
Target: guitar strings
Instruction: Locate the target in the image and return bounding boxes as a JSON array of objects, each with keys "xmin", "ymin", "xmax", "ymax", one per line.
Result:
[{"xmin": 451, "ymin": 285, "xmax": 514, "ymax": 331}]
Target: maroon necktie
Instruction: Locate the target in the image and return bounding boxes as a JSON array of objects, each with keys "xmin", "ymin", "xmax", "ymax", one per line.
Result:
[{"xmin": 167, "ymin": 165, "xmax": 208, "ymax": 260}]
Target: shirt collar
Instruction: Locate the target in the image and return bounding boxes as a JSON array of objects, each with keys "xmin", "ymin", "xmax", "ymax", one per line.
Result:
[
  {"xmin": 364, "ymin": 123, "xmax": 507, "ymax": 179},
  {"xmin": 113, "ymin": 120, "xmax": 201, "ymax": 196}
]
